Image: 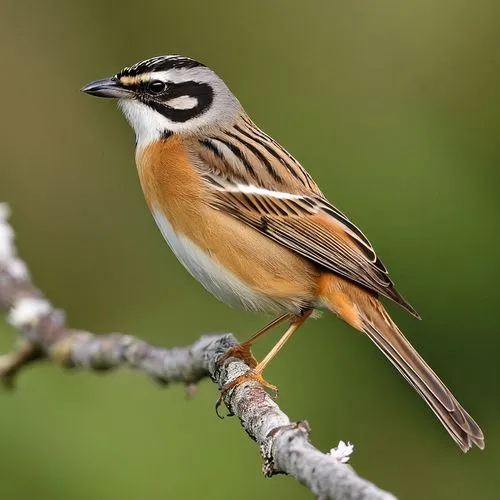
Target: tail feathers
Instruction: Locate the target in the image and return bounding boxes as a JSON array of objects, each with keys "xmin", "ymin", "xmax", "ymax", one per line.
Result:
[
  {"xmin": 361, "ymin": 309, "xmax": 484, "ymax": 452},
  {"xmin": 322, "ymin": 277, "xmax": 484, "ymax": 451}
]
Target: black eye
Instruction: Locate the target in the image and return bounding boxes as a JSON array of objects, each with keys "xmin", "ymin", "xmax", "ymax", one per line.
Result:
[{"xmin": 149, "ymin": 80, "xmax": 166, "ymax": 94}]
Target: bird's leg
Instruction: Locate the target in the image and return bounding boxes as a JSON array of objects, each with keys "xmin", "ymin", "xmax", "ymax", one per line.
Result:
[
  {"xmin": 218, "ymin": 313, "xmax": 291, "ymax": 369},
  {"xmin": 220, "ymin": 310, "xmax": 313, "ymax": 399}
]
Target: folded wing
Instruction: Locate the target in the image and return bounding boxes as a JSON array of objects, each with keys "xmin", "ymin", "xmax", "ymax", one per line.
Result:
[{"xmin": 205, "ymin": 180, "xmax": 419, "ymax": 318}]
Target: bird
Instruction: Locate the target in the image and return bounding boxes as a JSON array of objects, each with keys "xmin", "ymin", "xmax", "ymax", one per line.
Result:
[{"xmin": 82, "ymin": 54, "xmax": 484, "ymax": 452}]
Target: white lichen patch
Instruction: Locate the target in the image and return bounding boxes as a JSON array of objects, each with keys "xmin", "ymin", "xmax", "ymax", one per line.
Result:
[
  {"xmin": 329, "ymin": 440, "xmax": 354, "ymax": 463},
  {"xmin": 0, "ymin": 211, "xmax": 15, "ymax": 261},
  {"xmin": 7, "ymin": 258, "xmax": 29, "ymax": 280},
  {"xmin": 7, "ymin": 297, "xmax": 52, "ymax": 329},
  {"xmin": 0, "ymin": 203, "xmax": 30, "ymax": 280}
]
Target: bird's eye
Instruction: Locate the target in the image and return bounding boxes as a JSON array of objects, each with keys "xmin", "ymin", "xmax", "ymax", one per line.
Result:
[{"xmin": 149, "ymin": 80, "xmax": 166, "ymax": 94}]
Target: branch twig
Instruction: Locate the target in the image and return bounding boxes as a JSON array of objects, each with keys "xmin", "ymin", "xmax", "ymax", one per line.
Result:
[{"xmin": 0, "ymin": 202, "xmax": 396, "ymax": 500}]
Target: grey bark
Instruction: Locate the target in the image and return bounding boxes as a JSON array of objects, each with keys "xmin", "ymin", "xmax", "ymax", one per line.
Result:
[{"xmin": 0, "ymin": 203, "xmax": 396, "ymax": 500}]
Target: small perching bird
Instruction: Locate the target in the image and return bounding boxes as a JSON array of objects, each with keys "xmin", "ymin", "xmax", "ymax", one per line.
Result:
[{"xmin": 82, "ymin": 55, "xmax": 484, "ymax": 452}]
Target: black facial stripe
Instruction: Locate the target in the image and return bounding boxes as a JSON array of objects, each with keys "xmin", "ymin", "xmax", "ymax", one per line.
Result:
[
  {"xmin": 117, "ymin": 56, "xmax": 204, "ymax": 78},
  {"xmin": 146, "ymin": 81, "xmax": 214, "ymax": 123}
]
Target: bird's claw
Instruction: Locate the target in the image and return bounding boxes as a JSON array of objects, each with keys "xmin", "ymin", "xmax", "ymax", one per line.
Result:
[
  {"xmin": 217, "ymin": 343, "xmax": 258, "ymax": 369},
  {"xmin": 215, "ymin": 370, "xmax": 279, "ymax": 418}
]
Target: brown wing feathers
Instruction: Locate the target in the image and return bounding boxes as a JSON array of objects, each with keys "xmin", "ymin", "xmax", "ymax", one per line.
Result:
[
  {"xmin": 215, "ymin": 191, "xmax": 416, "ymax": 314},
  {"xmin": 191, "ymin": 115, "xmax": 484, "ymax": 451},
  {"xmin": 196, "ymin": 123, "xmax": 419, "ymax": 317},
  {"xmin": 198, "ymin": 117, "xmax": 322, "ymax": 193}
]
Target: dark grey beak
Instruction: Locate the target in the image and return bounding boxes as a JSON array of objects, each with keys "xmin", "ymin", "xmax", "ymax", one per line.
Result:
[{"xmin": 81, "ymin": 77, "xmax": 132, "ymax": 98}]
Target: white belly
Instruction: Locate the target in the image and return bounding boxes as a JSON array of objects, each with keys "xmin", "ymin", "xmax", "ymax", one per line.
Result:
[{"xmin": 152, "ymin": 208, "xmax": 283, "ymax": 312}]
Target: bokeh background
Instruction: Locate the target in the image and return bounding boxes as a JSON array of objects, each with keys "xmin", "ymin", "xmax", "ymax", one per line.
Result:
[{"xmin": 1, "ymin": 0, "xmax": 499, "ymax": 498}]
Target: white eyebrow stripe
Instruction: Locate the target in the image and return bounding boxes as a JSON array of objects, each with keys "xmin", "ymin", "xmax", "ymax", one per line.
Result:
[{"xmin": 224, "ymin": 184, "xmax": 304, "ymax": 200}]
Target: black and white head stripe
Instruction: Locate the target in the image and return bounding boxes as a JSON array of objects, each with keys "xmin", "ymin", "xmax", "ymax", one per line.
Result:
[
  {"xmin": 115, "ymin": 56, "xmax": 216, "ymax": 123},
  {"xmin": 116, "ymin": 55, "xmax": 205, "ymax": 78},
  {"xmin": 114, "ymin": 55, "xmax": 242, "ymax": 144}
]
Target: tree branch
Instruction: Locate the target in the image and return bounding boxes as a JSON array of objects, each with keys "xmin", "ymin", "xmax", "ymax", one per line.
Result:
[{"xmin": 0, "ymin": 202, "xmax": 396, "ymax": 500}]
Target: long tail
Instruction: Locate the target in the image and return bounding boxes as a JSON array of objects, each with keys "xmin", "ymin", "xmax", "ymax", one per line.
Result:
[{"xmin": 320, "ymin": 275, "xmax": 484, "ymax": 452}]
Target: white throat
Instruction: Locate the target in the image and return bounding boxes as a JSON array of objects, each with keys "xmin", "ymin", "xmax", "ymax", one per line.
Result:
[
  {"xmin": 118, "ymin": 91, "xmax": 242, "ymax": 151},
  {"xmin": 118, "ymin": 99, "xmax": 166, "ymax": 149}
]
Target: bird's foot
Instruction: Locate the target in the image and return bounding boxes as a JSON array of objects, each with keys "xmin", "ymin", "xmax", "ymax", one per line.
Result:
[
  {"xmin": 215, "ymin": 370, "xmax": 279, "ymax": 418},
  {"xmin": 223, "ymin": 370, "xmax": 279, "ymax": 398},
  {"xmin": 217, "ymin": 343, "xmax": 258, "ymax": 369}
]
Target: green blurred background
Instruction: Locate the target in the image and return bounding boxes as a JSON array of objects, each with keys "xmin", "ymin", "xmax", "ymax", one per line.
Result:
[{"xmin": 1, "ymin": 0, "xmax": 499, "ymax": 498}]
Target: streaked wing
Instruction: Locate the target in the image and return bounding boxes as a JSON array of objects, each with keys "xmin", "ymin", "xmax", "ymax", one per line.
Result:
[
  {"xmin": 195, "ymin": 116, "xmax": 324, "ymax": 196},
  {"xmin": 192, "ymin": 118, "xmax": 419, "ymax": 318}
]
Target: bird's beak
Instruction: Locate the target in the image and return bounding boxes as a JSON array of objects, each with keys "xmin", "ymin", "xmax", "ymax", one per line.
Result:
[{"xmin": 81, "ymin": 77, "xmax": 132, "ymax": 98}]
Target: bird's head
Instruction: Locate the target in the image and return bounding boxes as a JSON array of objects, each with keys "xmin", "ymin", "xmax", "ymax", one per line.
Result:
[{"xmin": 81, "ymin": 55, "xmax": 241, "ymax": 146}]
